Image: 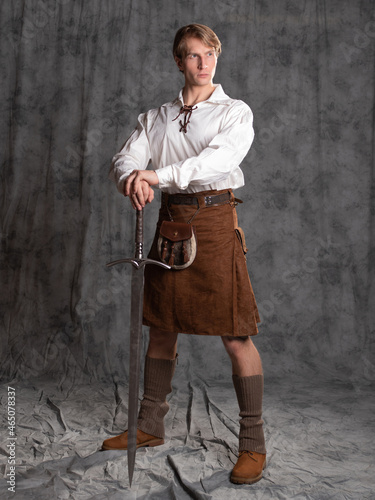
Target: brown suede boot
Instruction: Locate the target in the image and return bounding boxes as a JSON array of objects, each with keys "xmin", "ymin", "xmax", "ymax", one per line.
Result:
[
  {"xmin": 101, "ymin": 355, "xmax": 177, "ymax": 451},
  {"xmin": 230, "ymin": 374, "xmax": 266, "ymax": 484},
  {"xmin": 102, "ymin": 428, "xmax": 163, "ymax": 450}
]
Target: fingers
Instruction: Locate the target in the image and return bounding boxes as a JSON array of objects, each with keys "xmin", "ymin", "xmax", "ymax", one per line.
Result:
[
  {"xmin": 127, "ymin": 181, "xmax": 154, "ymax": 211},
  {"xmin": 137, "ymin": 183, "xmax": 146, "ymax": 208},
  {"xmin": 129, "ymin": 193, "xmax": 139, "ymax": 210},
  {"xmin": 130, "ymin": 192, "xmax": 143, "ymax": 211},
  {"xmin": 124, "ymin": 171, "xmax": 136, "ymax": 197},
  {"xmin": 124, "ymin": 171, "xmax": 141, "ymax": 210},
  {"xmin": 129, "ymin": 195, "xmax": 137, "ymax": 210},
  {"xmin": 124, "ymin": 170, "xmax": 143, "ymax": 199},
  {"xmin": 147, "ymin": 187, "xmax": 155, "ymax": 204},
  {"xmin": 124, "ymin": 169, "xmax": 159, "ymax": 196},
  {"xmin": 124, "ymin": 171, "xmax": 156, "ymax": 210}
]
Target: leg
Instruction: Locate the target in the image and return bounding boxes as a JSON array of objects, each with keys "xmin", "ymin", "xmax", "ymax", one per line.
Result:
[
  {"xmin": 147, "ymin": 326, "xmax": 178, "ymax": 359},
  {"xmin": 102, "ymin": 327, "xmax": 178, "ymax": 451},
  {"xmin": 222, "ymin": 336, "xmax": 266, "ymax": 484},
  {"xmin": 221, "ymin": 336, "xmax": 263, "ymax": 376},
  {"xmin": 137, "ymin": 328, "xmax": 178, "ymax": 437}
]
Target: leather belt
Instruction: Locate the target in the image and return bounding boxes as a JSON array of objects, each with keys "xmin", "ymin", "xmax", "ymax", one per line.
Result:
[{"xmin": 163, "ymin": 191, "xmax": 231, "ymax": 207}]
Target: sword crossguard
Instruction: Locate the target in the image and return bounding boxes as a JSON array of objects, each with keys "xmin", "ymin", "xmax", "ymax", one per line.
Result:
[{"xmin": 106, "ymin": 257, "xmax": 170, "ymax": 270}]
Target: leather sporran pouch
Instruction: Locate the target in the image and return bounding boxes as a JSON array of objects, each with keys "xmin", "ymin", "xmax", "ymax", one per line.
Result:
[{"xmin": 157, "ymin": 220, "xmax": 197, "ymax": 270}]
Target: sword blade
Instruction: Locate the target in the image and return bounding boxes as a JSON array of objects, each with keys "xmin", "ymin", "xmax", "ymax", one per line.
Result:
[
  {"xmin": 107, "ymin": 208, "xmax": 169, "ymax": 487},
  {"xmin": 127, "ymin": 264, "xmax": 145, "ymax": 487}
]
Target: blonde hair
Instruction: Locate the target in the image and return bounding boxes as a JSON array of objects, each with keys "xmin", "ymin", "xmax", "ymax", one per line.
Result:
[{"xmin": 173, "ymin": 24, "xmax": 222, "ymax": 60}]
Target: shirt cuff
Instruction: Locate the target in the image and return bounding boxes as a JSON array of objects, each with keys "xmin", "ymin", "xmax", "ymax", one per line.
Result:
[
  {"xmin": 155, "ymin": 166, "xmax": 174, "ymax": 190},
  {"xmin": 116, "ymin": 173, "xmax": 129, "ymax": 195}
]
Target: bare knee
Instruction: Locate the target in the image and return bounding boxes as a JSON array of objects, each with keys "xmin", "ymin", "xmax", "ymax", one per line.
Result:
[
  {"xmin": 148, "ymin": 327, "xmax": 178, "ymax": 359},
  {"xmin": 222, "ymin": 336, "xmax": 250, "ymax": 358},
  {"xmin": 222, "ymin": 336, "xmax": 262, "ymax": 376}
]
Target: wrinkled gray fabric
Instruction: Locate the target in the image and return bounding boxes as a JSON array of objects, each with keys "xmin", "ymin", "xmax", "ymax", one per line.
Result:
[
  {"xmin": 0, "ymin": 373, "xmax": 374, "ymax": 499},
  {"xmin": 1, "ymin": 0, "xmax": 375, "ymax": 498}
]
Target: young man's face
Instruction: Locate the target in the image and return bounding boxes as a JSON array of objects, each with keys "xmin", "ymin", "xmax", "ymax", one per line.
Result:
[{"xmin": 175, "ymin": 36, "xmax": 217, "ymax": 88}]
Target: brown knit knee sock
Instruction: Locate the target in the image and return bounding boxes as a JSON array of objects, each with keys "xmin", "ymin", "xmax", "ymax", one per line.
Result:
[
  {"xmin": 232, "ymin": 374, "xmax": 266, "ymax": 454},
  {"xmin": 137, "ymin": 355, "xmax": 177, "ymax": 439}
]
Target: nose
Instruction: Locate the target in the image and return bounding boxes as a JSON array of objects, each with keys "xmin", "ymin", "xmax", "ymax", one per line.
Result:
[{"xmin": 198, "ymin": 57, "xmax": 208, "ymax": 69}]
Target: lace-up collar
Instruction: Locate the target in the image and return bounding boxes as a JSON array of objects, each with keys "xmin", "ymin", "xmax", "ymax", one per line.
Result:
[{"xmin": 172, "ymin": 85, "xmax": 231, "ymax": 133}]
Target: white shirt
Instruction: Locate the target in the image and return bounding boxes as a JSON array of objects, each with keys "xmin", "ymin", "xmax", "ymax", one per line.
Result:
[{"xmin": 109, "ymin": 84, "xmax": 254, "ymax": 194}]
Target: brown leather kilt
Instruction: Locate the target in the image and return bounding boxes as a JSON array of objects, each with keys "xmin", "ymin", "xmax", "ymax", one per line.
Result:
[{"xmin": 143, "ymin": 189, "xmax": 260, "ymax": 336}]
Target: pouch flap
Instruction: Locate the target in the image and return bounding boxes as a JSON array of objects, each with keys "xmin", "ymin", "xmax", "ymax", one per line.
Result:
[{"xmin": 159, "ymin": 221, "xmax": 194, "ymax": 241}]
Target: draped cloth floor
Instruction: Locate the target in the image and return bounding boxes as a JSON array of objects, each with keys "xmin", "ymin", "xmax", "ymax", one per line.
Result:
[
  {"xmin": 1, "ymin": 0, "xmax": 375, "ymax": 498},
  {"xmin": 0, "ymin": 374, "xmax": 374, "ymax": 499}
]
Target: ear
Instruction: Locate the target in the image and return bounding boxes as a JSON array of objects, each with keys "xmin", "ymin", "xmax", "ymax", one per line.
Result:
[{"xmin": 174, "ymin": 56, "xmax": 184, "ymax": 73}]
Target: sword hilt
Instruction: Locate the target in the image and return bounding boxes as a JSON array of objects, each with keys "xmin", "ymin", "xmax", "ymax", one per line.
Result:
[
  {"xmin": 107, "ymin": 207, "xmax": 170, "ymax": 270},
  {"xmin": 135, "ymin": 208, "xmax": 143, "ymax": 260}
]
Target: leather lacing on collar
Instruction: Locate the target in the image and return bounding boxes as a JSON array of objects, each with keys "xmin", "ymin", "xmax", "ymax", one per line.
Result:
[{"xmin": 172, "ymin": 104, "xmax": 198, "ymax": 133}]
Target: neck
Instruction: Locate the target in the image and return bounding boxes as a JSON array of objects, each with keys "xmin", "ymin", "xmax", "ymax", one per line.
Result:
[{"xmin": 182, "ymin": 83, "xmax": 216, "ymax": 106}]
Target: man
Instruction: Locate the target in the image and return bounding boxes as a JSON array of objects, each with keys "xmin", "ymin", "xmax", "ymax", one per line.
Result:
[{"xmin": 104, "ymin": 24, "xmax": 266, "ymax": 485}]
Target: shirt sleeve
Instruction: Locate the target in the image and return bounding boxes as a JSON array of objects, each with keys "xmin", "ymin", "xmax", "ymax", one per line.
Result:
[
  {"xmin": 108, "ymin": 112, "xmax": 151, "ymax": 194},
  {"xmin": 156, "ymin": 101, "xmax": 254, "ymax": 191}
]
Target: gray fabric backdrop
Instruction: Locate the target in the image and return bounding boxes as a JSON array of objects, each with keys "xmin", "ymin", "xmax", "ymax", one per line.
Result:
[
  {"xmin": 1, "ymin": 1, "xmax": 374, "ymax": 498},
  {"xmin": 1, "ymin": 0, "xmax": 374, "ymax": 384}
]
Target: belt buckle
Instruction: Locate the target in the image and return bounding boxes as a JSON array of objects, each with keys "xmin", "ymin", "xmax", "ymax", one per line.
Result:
[{"xmin": 205, "ymin": 196, "xmax": 213, "ymax": 206}]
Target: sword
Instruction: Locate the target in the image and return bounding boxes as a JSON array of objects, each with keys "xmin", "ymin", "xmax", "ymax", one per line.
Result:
[{"xmin": 107, "ymin": 208, "xmax": 170, "ymax": 486}]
